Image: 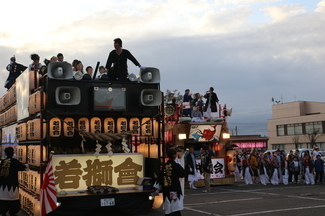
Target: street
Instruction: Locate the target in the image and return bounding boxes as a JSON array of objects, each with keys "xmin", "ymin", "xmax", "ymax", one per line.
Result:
[
  {"xmin": 145, "ymin": 181, "xmax": 325, "ymax": 216},
  {"xmin": 17, "ymin": 180, "xmax": 325, "ymax": 216}
]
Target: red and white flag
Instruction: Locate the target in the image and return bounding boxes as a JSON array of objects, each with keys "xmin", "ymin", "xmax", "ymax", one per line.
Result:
[{"xmin": 40, "ymin": 156, "xmax": 58, "ymax": 216}]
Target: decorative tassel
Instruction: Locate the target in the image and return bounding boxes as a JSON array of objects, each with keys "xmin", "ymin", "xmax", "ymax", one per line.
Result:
[
  {"xmin": 106, "ymin": 141, "xmax": 113, "ymax": 157},
  {"xmin": 121, "ymin": 137, "xmax": 130, "ymax": 153},
  {"xmin": 94, "ymin": 140, "xmax": 102, "ymax": 158}
]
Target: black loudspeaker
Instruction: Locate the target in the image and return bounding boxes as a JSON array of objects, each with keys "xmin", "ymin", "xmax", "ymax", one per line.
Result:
[
  {"xmin": 55, "ymin": 87, "xmax": 81, "ymax": 105},
  {"xmin": 139, "ymin": 67, "xmax": 160, "ymax": 83},
  {"xmin": 47, "ymin": 62, "xmax": 73, "ymax": 80},
  {"xmin": 46, "ymin": 79, "xmax": 91, "ymax": 116},
  {"xmin": 140, "ymin": 89, "xmax": 162, "ymax": 106}
]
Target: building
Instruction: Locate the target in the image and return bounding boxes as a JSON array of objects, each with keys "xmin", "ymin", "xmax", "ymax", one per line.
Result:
[
  {"xmin": 230, "ymin": 135, "xmax": 268, "ymax": 150},
  {"xmin": 267, "ymin": 101, "xmax": 325, "ymax": 151}
]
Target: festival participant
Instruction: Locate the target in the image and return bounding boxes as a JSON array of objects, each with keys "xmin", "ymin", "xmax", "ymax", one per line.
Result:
[
  {"xmin": 86, "ymin": 66, "xmax": 93, "ymax": 77},
  {"xmin": 282, "ymin": 155, "xmax": 289, "ymax": 185},
  {"xmin": 29, "ymin": 53, "xmax": 43, "ymax": 71},
  {"xmin": 201, "ymin": 147, "xmax": 212, "ymax": 192},
  {"xmin": 186, "ymin": 146, "xmax": 198, "ymax": 189},
  {"xmin": 301, "ymin": 155, "xmax": 315, "ymax": 185},
  {"xmin": 259, "ymin": 154, "xmax": 270, "ymax": 185},
  {"xmin": 203, "ymin": 87, "xmax": 219, "ymax": 118},
  {"xmin": 270, "ymin": 155, "xmax": 280, "ymax": 185},
  {"xmin": 182, "ymin": 89, "xmax": 192, "ymax": 117},
  {"xmin": 249, "ymin": 151, "xmax": 259, "ymax": 183},
  {"xmin": 242, "ymin": 154, "xmax": 253, "ymax": 185},
  {"xmin": 57, "ymin": 53, "xmax": 64, "ymax": 62},
  {"xmin": 105, "ymin": 38, "xmax": 141, "ymax": 81},
  {"xmin": 155, "ymin": 148, "xmax": 186, "ymax": 216},
  {"xmin": 314, "ymin": 155, "xmax": 324, "ymax": 184},
  {"xmin": 4, "ymin": 56, "xmax": 27, "ymax": 90},
  {"xmin": 0, "ymin": 147, "xmax": 27, "ymax": 216},
  {"xmin": 290, "ymin": 156, "xmax": 301, "ymax": 184}
]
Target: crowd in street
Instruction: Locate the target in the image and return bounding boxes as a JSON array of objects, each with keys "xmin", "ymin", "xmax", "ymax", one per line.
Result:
[{"xmin": 234, "ymin": 147, "xmax": 324, "ymax": 185}]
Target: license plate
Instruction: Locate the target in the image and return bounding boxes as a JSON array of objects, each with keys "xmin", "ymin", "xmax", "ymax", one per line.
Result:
[{"xmin": 100, "ymin": 198, "xmax": 115, "ymax": 206}]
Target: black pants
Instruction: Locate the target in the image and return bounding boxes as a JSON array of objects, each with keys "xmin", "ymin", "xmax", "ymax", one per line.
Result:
[
  {"xmin": 293, "ymin": 171, "xmax": 300, "ymax": 183},
  {"xmin": 166, "ymin": 211, "xmax": 181, "ymax": 216},
  {"xmin": 315, "ymin": 171, "xmax": 324, "ymax": 182},
  {"xmin": 288, "ymin": 170, "xmax": 293, "ymax": 183},
  {"xmin": 0, "ymin": 200, "xmax": 21, "ymax": 215}
]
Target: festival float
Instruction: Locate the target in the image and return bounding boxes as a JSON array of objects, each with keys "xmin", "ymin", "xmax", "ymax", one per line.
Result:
[{"xmin": 0, "ymin": 62, "xmax": 164, "ymax": 215}]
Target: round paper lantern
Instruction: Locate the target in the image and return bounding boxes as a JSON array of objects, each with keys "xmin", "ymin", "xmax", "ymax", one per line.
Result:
[
  {"xmin": 129, "ymin": 118, "xmax": 140, "ymax": 135},
  {"xmin": 49, "ymin": 117, "xmax": 61, "ymax": 137},
  {"xmin": 103, "ymin": 118, "xmax": 115, "ymax": 133},
  {"xmin": 141, "ymin": 117, "xmax": 152, "ymax": 136},
  {"xmin": 226, "ymin": 150, "xmax": 237, "ymax": 172},
  {"xmin": 63, "ymin": 117, "xmax": 75, "ymax": 137},
  {"xmin": 117, "ymin": 118, "xmax": 127, "ymax": 134},
  {"xmin": 90, "ymin": 117, "xmax": 101, "ymax": 134}
]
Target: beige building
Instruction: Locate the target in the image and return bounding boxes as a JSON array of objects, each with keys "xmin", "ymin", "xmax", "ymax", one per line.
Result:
[{"xmin": 267, "ymin": 101, "xmax": 325, "ymax": 151}]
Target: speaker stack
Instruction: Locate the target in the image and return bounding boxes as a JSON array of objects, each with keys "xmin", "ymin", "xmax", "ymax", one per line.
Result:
[{"xmin": 45, "ymin": 64, "xmax": 163, "ymax": 117}]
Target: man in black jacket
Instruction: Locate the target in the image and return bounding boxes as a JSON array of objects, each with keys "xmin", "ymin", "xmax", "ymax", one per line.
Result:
[{"xmin": 105, "ymin": 38, "xmax": 141, "ymax": 82}]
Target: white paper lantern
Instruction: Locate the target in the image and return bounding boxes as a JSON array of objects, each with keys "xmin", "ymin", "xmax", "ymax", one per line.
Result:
[
  {"xmin": 90, "ymin": 117, "xmax": 101, "ymax": 134},
  {"xmin": 103, "ymin": 118, "xmax": 115, "ymax": 133},
  {"xmin": 49, "ymin": 117, "xmax": 61, "ymax": 137},
  {"xmin": 117, "ymin": 118, "xmax": 127, "ymax": 134},
  {"xmin": 63, "ymin": 117, "xmax": 75, "ymax": 137}
]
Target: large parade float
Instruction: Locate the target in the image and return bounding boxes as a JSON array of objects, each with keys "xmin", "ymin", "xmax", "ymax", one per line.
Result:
[{"xmin": 0, "ymin": 61, "xmax": 235, "ymax": 215}]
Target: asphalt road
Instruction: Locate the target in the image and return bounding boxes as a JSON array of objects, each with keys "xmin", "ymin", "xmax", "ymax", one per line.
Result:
[
  {"xmin": 145, "ymin": 180, "xmax": 325, "ymax": 216},
  {"xmin": 17, "ymin": 180, "xmax": 325, "ymax": 216}
]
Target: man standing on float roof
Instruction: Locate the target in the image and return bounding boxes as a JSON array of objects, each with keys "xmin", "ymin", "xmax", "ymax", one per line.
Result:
[{"xmin": 105, "ymin": 38, "xmax": 141, "ymax": 82}]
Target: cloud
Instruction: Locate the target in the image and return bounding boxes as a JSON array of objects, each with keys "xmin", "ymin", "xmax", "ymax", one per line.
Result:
[
  {"xmin": 262, "ymin": 4, "xmax": 306, "ymax": 22},
  {"xmin": 203, "ymin": 5, "xmax": 253, "ymax": 32},
  {"xmin": 315, "ymin": 0, "xmax": 325, "ymax": 13}
]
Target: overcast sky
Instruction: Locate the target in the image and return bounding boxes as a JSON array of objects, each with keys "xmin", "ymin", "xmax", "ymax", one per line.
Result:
[{"xmin": 1, "ymin": 0, "xmax": 324, "ymax": 136}]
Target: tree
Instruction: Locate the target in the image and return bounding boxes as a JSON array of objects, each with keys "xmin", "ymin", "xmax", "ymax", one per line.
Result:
[
  {"xmin": 163, "ymin": 89, "xmax": 183, "ymax": 105},
  {"xmin": 305, "ymin": 128, "xmax": 323, "ymax": 148},
  {"xmin": 292, "ymin": 135, "xmax": 300, "ymax": 149}
]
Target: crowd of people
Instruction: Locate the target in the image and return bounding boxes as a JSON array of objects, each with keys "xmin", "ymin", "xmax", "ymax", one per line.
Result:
[
  {"xmin": 235, "ymin": 147, "xmax": 324, "ymax": 185},
  {"xmin": 4, "ymin": 38, "xmax": 141, "ymax": 90}
]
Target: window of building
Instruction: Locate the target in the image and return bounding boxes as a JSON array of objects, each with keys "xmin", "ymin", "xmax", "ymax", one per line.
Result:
[
  {"xmin": 314, "ymin": 122, "xmax": 323, "ymax": 133},
  {"xmin": 296, "ymin": 143, "xmax": 303, "ymax": 149},
  {"xmin": 294, "ymin": 123, "xmax": 303, "ymax": 135},
  {"xmin": 277, "ymin": 125, "xmax": 285, "ymax": 136},
  {"xmin": 287, "ymin": 124, "xmax": 295, "ymax": 135},
  {"xmin": 272, "ymin": 144, "xmax": 285, "ymax": 150},
  {"xmin": 305, "ymin": 122, "xmax": 314, "ymax": 134}
]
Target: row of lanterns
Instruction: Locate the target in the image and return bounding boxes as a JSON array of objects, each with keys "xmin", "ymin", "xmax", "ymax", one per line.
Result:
[
  {"xmin": 0, "ymin": 105, "xmax": 17, "ymax": 126},
  {"xmin": 19, "ymin": 190, "xmax": 40, "ymax": 216},
  {"xmin": 0, "ymin": 72, "xmax": 42, "ymax": 116},
  {"xmin": 48, "ymin": 116, "xmax": 160, "ymax": 137},
  {"xmin": 16, "ymin": 145, "xmax": 47, "ymax": 166},
  {"xmin": 16, "ymin": 119, "xmax": 46, "ymax": 141},
  {"xmin": 19, "ymin": 170, "xmax": 41, "ymax": 195},
  {"xmin": 0, "ymin": 84, "xmax": 16, "ymax": 112}
]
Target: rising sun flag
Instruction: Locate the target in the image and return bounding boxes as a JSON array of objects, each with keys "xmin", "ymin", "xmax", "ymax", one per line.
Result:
[{"xmin": 40, "ymin": 156, "xmax": 58, "ymax": 216}]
